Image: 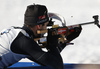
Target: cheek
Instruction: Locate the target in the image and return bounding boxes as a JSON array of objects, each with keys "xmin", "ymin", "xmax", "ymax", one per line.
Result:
[
  {"xmin": 41, "ymin": 26, "xmax": 46, "ymax": 30},
  {"xmin": 44, "ymin": 25, "xmax": 47, "ymax": 29},
  {"xmin": 40, "ymin": 26, "xmax": 45, "ymax": 30}
]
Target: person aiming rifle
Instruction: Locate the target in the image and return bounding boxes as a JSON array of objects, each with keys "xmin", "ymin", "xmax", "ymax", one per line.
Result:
[{"xmin": 0, "ymin": 4, "xmax": 82, "ymax": 69}]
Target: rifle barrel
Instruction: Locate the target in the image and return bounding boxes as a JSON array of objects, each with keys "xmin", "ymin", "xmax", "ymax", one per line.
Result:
[{"xmin": 79, "ymin": 22, "xmax": 94, "ymax": 26}]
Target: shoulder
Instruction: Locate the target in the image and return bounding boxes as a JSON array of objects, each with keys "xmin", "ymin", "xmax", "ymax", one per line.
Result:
[{"xmin": 11, "ymin": 32, "xmax": 36, "ymax": 54}]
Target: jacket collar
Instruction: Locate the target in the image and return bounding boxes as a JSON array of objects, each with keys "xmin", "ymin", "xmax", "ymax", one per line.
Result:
[
  {"xmin": 22, "ymin": 26, "xmax": 35, "ymax": 39},
  {"xmin": 22, "ymin": 26, "xmax": 43, "ymax": 39}
]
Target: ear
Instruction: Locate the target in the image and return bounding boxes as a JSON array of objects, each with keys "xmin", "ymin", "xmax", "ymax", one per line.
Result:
[{"xmin": 36, "ymin": 25, "xmax": 40, "ymax": 29}]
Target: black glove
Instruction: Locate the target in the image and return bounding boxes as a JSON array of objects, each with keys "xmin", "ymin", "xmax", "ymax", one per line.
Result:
[
  {"xmin": 66, "ymin": 25, "xmax": 82, "ymax": 41},
  {"xmin": 47, "ymin": 29, "xmax": 60, "ymax": 49}
]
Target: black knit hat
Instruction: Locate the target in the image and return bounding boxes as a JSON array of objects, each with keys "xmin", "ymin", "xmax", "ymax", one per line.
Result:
[{"xmin": 24, "ymin": 4, "xmax": 49, "ymax": 26}]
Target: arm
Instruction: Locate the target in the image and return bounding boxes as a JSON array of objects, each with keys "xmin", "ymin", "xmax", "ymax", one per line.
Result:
[
  {"xmin": 57, "ymin": 25, "xmax": 82, "ymax": 52},
  {"xmin": 11, "ymin": 32, "xmax": 63, "ymax": 69}
]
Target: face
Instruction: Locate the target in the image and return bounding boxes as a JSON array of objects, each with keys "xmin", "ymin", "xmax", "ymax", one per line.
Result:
[
  {"xmin": 39, "ymin": 21, "xmax": 49, "ymax": 30},
  {"xmin": 31, "ymin": 21, "xmax": 49, "ymax": 37},
  {"xmin": 37, "ymin": 22, "xmax": 49, "ymax": 37}
]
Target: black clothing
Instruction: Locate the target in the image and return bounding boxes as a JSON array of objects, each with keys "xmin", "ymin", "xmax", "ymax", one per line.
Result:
[
  {"xmin": 67, "ymin": 25, "xmax": 82, "ymax": 41},
  {"xmin": 11, "ymin": 26, "xmax": 63, "ymax": 69}
]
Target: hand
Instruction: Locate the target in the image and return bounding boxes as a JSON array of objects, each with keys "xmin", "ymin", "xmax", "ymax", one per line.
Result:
[
  {"xmin": 66, "ymin": 25, "xmax": 82, "ymax": 41},
  {"xmin": 47, "ymin": 29, "xmax": 60, "ymax": 49}
]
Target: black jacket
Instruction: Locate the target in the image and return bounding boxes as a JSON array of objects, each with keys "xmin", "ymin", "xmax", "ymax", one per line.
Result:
[{"xmin": 11, "ymin": 26, "xmax": 63, "ymax": 69}]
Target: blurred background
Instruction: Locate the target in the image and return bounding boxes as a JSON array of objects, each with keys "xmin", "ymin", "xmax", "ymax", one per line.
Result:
[{"xmin": 0, "ymin": 0, "xmax": 100, "ymax": 64}]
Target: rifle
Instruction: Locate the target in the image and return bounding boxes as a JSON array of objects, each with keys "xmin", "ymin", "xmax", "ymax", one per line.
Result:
[{"xmin": 35, "ymin": 13, "xmax": 99, "ymax": 48}]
